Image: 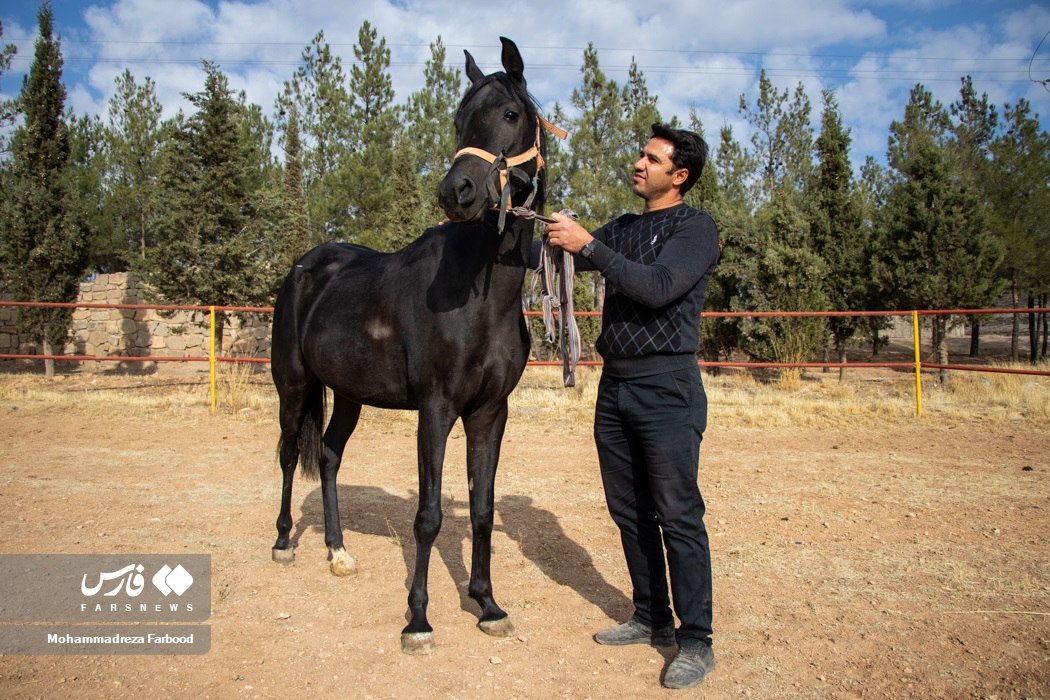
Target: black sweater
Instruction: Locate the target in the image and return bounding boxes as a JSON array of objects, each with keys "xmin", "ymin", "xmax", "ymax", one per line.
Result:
[{"xmin": 575, "ymin": 204, "xmax": 720, "ymax": 377}]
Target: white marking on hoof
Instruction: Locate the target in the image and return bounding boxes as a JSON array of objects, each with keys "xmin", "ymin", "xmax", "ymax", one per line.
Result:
[
  {"xmin": 401, "ymin": 632, "xmax": 436, "ymax": 655},
  {"xmin": 328, "ymin": 547, "xmax": 357, "ymax": 577},
  {"xmin": 272, "ymin": 547, "xmax": 295, "ymax": 565},
  {"xmin": 478, "ymin": 617, "xmax": 516, "ymax": 638}
]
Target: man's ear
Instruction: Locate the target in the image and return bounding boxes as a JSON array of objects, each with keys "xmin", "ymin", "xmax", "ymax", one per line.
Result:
[{"xmin": 672, "ymin": 167, "xmax": 689, "ymax": 189}]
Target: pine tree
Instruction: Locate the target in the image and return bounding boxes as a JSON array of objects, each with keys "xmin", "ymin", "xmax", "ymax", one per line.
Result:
[
  {"xmin": 565, "ymin": 44, "xmax": 633, "ymax": 228},
  {"xmin": 738, "ymin": 71, "xmax": 813, "ymax": 205},
  {"xmin": 624, "ymin": 58, "xmax": 661, "ymax": 149},
  {"xmin": 857, "ymin": 156, "xmax": 894, "ymax": 355},
  {"xmin": 0, "ymin": 3, "xmax": 88, "ymax": 377},
  {"xmin": 877, "ymin": 84, "xmax": 1004, "ymax": 384},
  {"xmin": 69, "ymin": 113, "xmax": 112, "ymax": 273},
  {"xmin": 103, "ymin": 69, "xmax": 162, "ymax": 263},
  {"xmin": 134, "ymin": 62, "xmax": 274, "ymax": 351},
  {"xmin": 736, "ymin": 73, "xmax": 826, "ymax": 379},
  {"xmin": 275, "ymin": 30, "xmax": 352, "ymax": 244},
  {"xmin": 810, "ymin": 89, "xmax": 865, "ymax": 378},
  {"xmin": 705, "ymin": 123, "xmax": 756, "ymax": 367},
  {"xmin": 987, "ymin": 99, "xmax": 1050, "ymax": 362},
  {"xmin": 404, "ymin": 36, "xmax": 462, "ymax": 225},
  {"xmin": 949, "ymin": 76, "xmax": 1002, "ymax": 356},
  {"xmin": 343, "ymin": 20, "xmax": 399, "ymax": 248}
]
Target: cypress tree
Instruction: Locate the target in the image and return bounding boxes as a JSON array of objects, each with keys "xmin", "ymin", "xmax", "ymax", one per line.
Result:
[
  {"xmin": 279, "ymin": 102, "xmax": 310, "ymax": 265},
  {"xmin": 0, "ymin": 3, "xmax": 88, "ymax": 377}
]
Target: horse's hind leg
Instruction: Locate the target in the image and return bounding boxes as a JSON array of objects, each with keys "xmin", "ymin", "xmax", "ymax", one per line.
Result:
[
  {"xmin": 320, "ymin": 394, "xmax": 362, "ymax": 576},
  {"xmin": 273, "ymin": 387, "xmax": 309, "ymax": 564},
  {"xmin": 463, "ymin": 399, "xmax": 515, "ymax": 638}
]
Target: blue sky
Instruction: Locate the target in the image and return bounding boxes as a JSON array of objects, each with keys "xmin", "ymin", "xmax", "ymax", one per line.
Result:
[{"xmin": 2, "ymin": 0, "xmax": 1048, "ymax": 168}]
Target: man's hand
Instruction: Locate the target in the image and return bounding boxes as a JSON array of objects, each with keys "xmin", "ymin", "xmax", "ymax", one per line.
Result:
[{"xmin": 544, "ymin": 212, "xmax": 593, "ymax": 254}]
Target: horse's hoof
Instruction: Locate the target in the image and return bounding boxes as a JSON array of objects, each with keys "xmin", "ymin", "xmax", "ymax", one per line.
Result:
[
  {"xmin": 478, "ymin": 617, "xmax": 516, "ymax": 638},
  {"xmin": 328, "ymin": 548, "xmax": 358, "ymax": 577},
  {"xmin": 271, "ymin": 547, "xmax": 295, "ymax": 565},
  {"xmin": 401, "ymin": 632, "xmax": 436, "ymax": 655}
]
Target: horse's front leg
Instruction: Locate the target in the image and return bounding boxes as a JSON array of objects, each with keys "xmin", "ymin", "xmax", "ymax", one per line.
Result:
[
  {"xmin": 463, "ymin": 399, "xmax": 515, "ymax": 638},
  {"xmin": 401, "ymin": 402, "xmax": 456, "ymax": 655}
]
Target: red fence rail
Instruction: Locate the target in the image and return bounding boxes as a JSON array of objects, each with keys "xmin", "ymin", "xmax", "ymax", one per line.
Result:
[{"xmin": 2, "ymin": 301, "xmax": 1048, "ymax": 414}]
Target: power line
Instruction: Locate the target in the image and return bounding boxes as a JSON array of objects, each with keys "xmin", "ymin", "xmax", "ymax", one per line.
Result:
[
  {"xmin": 6, "ymin": 55, "xmax": 1039, "ymax": 86},
  {"xmin": 6, "ymin": 35, "xmax": 1041, "ymax": 64}
]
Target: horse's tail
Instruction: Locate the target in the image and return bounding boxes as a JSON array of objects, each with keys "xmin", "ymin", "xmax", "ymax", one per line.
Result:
[{"xmin": 296, "ymin": 381, "xmax": 326, "ymax": 480}]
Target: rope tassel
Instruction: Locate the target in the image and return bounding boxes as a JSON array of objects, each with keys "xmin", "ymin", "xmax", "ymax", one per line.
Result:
[{"xmin": 532, "ymin": 209, "xmax": 582, "ymax": 387}]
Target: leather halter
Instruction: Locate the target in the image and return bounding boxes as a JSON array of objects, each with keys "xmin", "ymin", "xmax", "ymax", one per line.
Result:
[{"xmin": 452, "ymin": 116, "xmax": 567, "ymax": 232}]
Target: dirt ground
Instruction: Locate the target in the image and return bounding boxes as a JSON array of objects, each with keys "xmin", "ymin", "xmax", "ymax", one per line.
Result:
[{"xmin": 0, "ymin": 371, "xmax": 1048, "ymax": 699}]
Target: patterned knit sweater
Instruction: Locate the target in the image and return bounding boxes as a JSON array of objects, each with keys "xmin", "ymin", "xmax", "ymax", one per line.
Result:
[{"xmin": 582, "ymin": 203, "xmax": 720, "ymax": 378}]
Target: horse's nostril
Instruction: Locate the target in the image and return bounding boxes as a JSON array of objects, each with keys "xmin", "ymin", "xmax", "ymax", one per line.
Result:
[{"xmin": 454, "ymin": 178, "xmax": 475, "ymax": 205}]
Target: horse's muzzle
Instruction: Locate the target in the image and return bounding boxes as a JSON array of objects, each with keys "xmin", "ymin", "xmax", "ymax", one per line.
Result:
[{"xmin": 438, "ymin": 160, "xmax": 500, "ymax": 224}]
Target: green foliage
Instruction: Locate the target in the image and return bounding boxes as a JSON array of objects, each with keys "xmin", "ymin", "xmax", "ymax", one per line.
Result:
[
  {"xmin": 278, "ymin": 102, "xmax": 310, "ymax": 267},
  {"xmin": 0, "ymin": 3, "xmax": 88, "ymax": 364},
  {"xmin": 5, "ymin": 20, "xmax": 1037, "ymax": 374},
  {"xmin": 564, "ymin": 44, "xmax": 636, "ymax": 229},
  {"xmin": 341, "ymin": 21, "xmax": 403, "ymax": 249},
  {"xmin": 102, "ymin": 69, "xmax": 162, "ymax": 266},
  {"xmin": 810, "ymin": 89, "xmax": 866, "ymax": 363},
  {"xmin": 732, "ymin": 74, "xmax": 827, "ymax": 371},
  {"xmin": 131, "ymin": 62, "xmax": 278, "ymax": 349},
  {"xmin": 275, "ymin": 30, "xmax": 352, "ymax": 244},
  {"xmin": 734, "ymin": 191, "xmax": 828, "ymax": 366},
  {"xmin": 878, "ymin": 84, "xmax": 1004, "ymax": 312},
  {"xmin": 404, "ymin": 37, "xmax": 462, "ymax": 225},
  {"xmin": 987, "ymin": 99, "xmax": 1050, "ymax": 297}
]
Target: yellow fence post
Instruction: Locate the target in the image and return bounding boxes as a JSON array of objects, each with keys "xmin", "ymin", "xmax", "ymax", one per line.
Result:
[
  {"xmin": 912, "ymin": 310, "xmax": 922, "ymax": 417},
  {"xmin": 209, "ymin": 306, "xmax": 217, "ymax": 414}
]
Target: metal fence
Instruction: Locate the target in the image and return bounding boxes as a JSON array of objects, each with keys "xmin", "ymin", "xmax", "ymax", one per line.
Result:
[{"xmin": 2, "ymin": 301, "xmax": 1048, "ymax": 415}]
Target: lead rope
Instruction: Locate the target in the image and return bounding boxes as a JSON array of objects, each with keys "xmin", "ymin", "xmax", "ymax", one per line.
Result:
[{"xmin": 529, "ymin": 209, "xmax": 582, "ymax": 387}]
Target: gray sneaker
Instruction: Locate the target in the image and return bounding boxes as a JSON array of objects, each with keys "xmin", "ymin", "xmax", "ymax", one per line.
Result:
[
  {"xmin": 593, "ymin": 619, "xmax": 676, "ymax": 647},
  {"xmin": 662, "ymin": 644, "xmax": 716, "ymax": 689}
]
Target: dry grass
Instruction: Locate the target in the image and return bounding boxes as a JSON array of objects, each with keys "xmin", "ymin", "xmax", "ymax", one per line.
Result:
[{"xmin": 0, "ymin": 361, "xmax": 1047, "ymax": 430}]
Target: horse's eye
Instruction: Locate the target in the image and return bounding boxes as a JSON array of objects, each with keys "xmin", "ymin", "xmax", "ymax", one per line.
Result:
[{"xmin": 504, "ymin": 110, "xmax": 519, "ymax": 122}]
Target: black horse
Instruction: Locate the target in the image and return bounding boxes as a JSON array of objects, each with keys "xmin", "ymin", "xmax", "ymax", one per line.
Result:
[{"xmin": 270, "ymin": 38, "xmax": 550, "ymax": 655}]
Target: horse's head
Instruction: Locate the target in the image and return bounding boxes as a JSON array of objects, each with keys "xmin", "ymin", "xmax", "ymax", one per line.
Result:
[{"xmin": 438, "ymin": 37, "xmax": 544, "ymax": 227}]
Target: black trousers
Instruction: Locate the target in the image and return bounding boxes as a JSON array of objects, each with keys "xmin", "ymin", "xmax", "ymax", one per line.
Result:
[{"xmin": 594, "ymin": 364, "xmax": 713, "ymax": 648}]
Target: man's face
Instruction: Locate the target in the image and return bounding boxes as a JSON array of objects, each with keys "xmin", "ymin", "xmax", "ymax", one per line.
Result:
[{"xmin": 632, "ymin": 137, "xmax": 681, "ymax": 201}]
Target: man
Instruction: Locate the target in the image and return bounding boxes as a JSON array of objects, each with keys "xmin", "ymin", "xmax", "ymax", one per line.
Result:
[{"xmin": 543, "ymin": 123, "xmax": 720, "ymax": 690}]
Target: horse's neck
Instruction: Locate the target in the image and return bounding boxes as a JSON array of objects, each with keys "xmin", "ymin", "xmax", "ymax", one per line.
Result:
[{"xmin": 495, "ymin": 217, "xmax": 536, "ymax": 270}]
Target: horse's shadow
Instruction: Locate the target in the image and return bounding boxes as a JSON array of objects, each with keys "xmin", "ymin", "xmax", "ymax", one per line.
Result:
[{"xmin": 288, "ymin": 484, "xmax": 632, "ymax": 624}]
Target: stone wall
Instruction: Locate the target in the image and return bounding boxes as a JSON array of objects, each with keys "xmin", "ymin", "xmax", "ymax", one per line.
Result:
[{"xmin": 0, "ymin": 273, "xmax": 271, "ymax": 366}]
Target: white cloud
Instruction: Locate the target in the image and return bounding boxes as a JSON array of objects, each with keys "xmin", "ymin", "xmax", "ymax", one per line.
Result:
[{"xmin": 4, "ymin": 0, "xmax": 1047, "ymax": 170}]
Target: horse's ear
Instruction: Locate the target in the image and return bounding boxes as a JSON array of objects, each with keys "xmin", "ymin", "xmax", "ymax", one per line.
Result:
[
  {"xmin": 464, "ymin": 50, "xmax": 485, "ymax": 85},
  {"xmin": 500, "ymin": 37, "xmax": 525, "ymax": 85}
]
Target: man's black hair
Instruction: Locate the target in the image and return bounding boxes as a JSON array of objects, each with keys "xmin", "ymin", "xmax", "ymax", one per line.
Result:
[{"xmin": 650, "ymin": 123, "xmax": 708, "ymax": 196}]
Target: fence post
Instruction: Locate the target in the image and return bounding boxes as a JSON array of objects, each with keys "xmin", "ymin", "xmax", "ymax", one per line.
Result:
[
  {"xmin": 913, "ymin": 310, "xmax": 922, "ymax": 417},
  {"xmin": 209, "ymin": 306, "xmax": 217, "ymax": 414}
]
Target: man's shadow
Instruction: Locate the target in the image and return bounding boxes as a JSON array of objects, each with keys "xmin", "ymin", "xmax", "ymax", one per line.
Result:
[{"xmin": 287, "ymin": 484, "xmax": 631, "ymax": 624}]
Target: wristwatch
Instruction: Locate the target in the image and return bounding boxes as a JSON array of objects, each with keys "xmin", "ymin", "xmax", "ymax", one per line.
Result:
[{"xmin": 580, "ymin": 240, "xmax": 597, "ymax": 259}]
